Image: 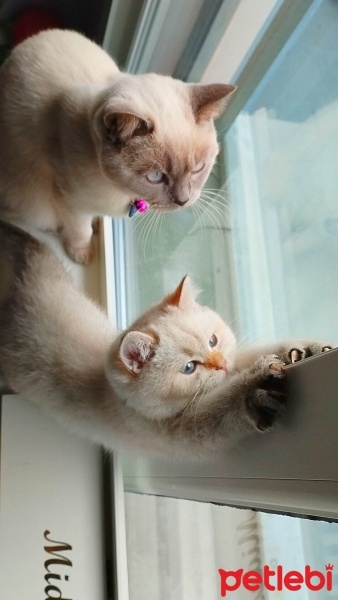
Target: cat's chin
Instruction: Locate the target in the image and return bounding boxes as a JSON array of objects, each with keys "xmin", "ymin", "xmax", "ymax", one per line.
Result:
[
  {"xmin": 141, "ymin": 192, "xmax": 201, "ymax": 213},
  {"xmin": 147, "ymin": 201, "xmax": 195, "ymax": 213}
]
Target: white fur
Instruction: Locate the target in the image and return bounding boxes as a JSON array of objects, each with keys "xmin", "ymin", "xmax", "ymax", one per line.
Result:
[
  {"xmin": 0, "ymin": 224, "xmax": 331, "ymax": 458},
  {"xmin": 0, "ymin": 29, "xmax": 234, "ymax": 264}
]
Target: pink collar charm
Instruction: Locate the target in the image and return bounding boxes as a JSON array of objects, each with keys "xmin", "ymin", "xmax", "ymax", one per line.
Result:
[{"xmin": 128, "ymin": 198, "xmax": 148, "ymax": 218}]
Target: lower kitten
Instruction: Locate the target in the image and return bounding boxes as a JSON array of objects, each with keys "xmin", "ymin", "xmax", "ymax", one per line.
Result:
[{"xmin": 0, "ymin": 221, "xmax": 332, "ymax": 457}]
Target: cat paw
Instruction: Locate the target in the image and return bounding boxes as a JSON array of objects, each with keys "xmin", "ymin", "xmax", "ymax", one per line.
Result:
[
  {"xmin": 65, "ymin": 242, "xmax": 94, "ymax": 265},
  {"xmin": 246, "ymin": 355, "xmax": 287, "ymax": 432},
  {"xmin": 281, "ymin": 341, "xmax": 332, "ymax": 365}
]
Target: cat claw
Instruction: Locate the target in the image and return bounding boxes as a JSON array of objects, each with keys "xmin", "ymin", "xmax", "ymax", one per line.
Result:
[
  {"xmin": 289, "ymin": 348, "xmax": 304, "ymax": 363},
  {"xmin": 288, "ymin": 343, "xmax": 332, "ymax": 364},
  {"xmin": 267, "ymin": 355, "xmax": 285, "ymax": 373}
]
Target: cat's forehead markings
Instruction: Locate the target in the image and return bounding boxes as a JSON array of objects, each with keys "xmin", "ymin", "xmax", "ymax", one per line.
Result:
[
  {"xmin": 164, "ymin": 147, "xmax": 196, "ymax": 176},
  {"xmin": 179, "ymin": 329, "xmax": 210, "ymax": 354},
  {"xmin": 182, "ymin": 346, "xmax": 196, "ymax": 356}
]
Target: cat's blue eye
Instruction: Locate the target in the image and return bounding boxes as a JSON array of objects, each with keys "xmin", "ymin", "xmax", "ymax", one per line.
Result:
[
  {"xmin": 147, "ymin": 170, "xmax": 164, "ymax": 183},
  {"xmin": 182, "ymin": 361, "xmax": 197, "ymax": 375},
  {"xmin": 192, "ymin": 161, "xmax": 205, "ymax": 174},
  {"xmin": 209, "ymin": 334, "xmax": 218, "ymax": 348}
]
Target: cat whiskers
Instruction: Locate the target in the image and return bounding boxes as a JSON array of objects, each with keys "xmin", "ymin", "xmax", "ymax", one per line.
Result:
[
  {"xmin": 129, "ymin": 208, "xmax": 155, "ymax": 264},
  {"xmin": 209, "ymin": 188, "xmax": 238, "ymax": 229},
  {"xmin": 235, "ymin": 331, "xmax": 253, "ymax": 348},
  {"xmin": 204, "ymin": 186, "xmax": 237, "ymax": 215},
  {"xmin": 151, "ymin": 210, "xmax": 163, "ymax": 260},
  {"xmin": 190, "ymin": 202, "xmax": 206, "ymax": 242},
  {"xmin": 143, "ymin": 212, "xmax": 157, "ymax": 262},
  {"xmin": 127, "ymin": 206, "xmax": 146, "ymax": 235},
  {"xmin": 197, "ymin": 195, "xmax": 229, "ymax": 235},
  {"xmin": 179, "ymin": 385, "xmax": 205, "ymax": 440},
  {"xmin": 200, "ymin": 188, "xmax": 237, "ymax": 226},
  {"xmin": 193, "ymin": 385, "xmax": 208, "ymax": 444},
  {"xmin": 126, "ymin": 210, "xmax": 152, "ymax": 275}
]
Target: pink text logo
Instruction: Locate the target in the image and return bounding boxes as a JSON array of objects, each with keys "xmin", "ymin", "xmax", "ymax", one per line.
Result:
[{"xmin": 219, "ymin": 564, "xmax": 334, "ymax": 596}]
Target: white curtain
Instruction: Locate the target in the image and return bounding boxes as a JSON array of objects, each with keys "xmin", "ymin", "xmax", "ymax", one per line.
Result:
[
  {"xmin": 125, "ymin": 493, "xmax": 265, "ymax": 600},
  {"xmin": 125, "ymin": 493, "xmax": 338, "ymax": 600}
]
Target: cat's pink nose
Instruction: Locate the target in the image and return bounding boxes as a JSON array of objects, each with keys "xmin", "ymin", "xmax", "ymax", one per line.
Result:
[
  {"xmin": 216, "ymin": 361, "xmax": 227, "ymax": 372},
  {"xmin": 173, "ymin": 197, "xmax": 189, "ymax": 206}
]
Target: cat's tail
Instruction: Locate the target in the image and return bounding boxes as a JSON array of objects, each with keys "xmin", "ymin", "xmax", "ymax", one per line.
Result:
[{"xmin": 0, "ymin": 219, "xmax": 42, "ymax": 304}]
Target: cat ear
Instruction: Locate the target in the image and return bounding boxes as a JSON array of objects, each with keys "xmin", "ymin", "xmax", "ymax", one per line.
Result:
[
  {"xmin": 165, "ymin": 276, "xmax": 199, "ymax": 310},
  {"xmin": 103, "ymin": 109, "xmax": 154, "ymax": 145},
  {"xmin": 189, "ymin": 83, "xmax": 236, "ymax": 123},
  {"xmin": 119, "ymin": 331, "xmax": 156, "ymax": 374}
]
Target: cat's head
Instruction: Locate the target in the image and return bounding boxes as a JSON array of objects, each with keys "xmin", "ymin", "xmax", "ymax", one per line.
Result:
[
  {"xmin": 92, "ymin": 75, "xmax": 235, "ymax": 211},
  {"xmin": 106, "ymin": 276, "xmax": 236, "ymax": 420}
]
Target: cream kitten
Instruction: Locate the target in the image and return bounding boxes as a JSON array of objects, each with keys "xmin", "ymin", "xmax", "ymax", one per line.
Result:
[
  {"xmin": 0, "ymin": 221, "xmax": 332, "ymax": 457},
  {"xmin": 0, "ymin": 29, "xmax": 235, "ymax": 265}
]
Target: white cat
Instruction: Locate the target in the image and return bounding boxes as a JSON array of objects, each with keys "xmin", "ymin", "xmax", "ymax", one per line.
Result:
[
  {"xmin": 0, "ymin": 29, "xmax": 235, "ymax": 264},
  {"xmin": 0, "ymin": 221, "xmax": 332, "ymax": 458}
]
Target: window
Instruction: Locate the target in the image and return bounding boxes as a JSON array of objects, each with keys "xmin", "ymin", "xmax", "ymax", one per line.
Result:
[
  {"xmin": 104, "ymin": 1, "xmax": 338, "ymax": 598},
  {"xmin": 222, "ymin": 0, "xmax": 338, "ymax": 342},
  {"xmin": 114, "ymin": 0, "xmax": 338, "ymax": 348}
]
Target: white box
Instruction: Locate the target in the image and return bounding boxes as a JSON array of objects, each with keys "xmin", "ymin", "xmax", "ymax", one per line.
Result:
[{"xmin": 0, "ymin": 395, "xmax": 107, "ymax": 600}]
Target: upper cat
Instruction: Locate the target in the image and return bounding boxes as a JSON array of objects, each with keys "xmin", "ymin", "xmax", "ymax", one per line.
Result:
[
  {"xmin": 0, "ymin": 28, "xmax": 235, "ymax": 264},
  {"xmin": 0, "ymin": 221, "xmax": 332, "ymax": 458}
]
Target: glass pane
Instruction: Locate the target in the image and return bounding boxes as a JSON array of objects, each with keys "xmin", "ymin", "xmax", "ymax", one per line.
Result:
[
  {"xmin": 224, "ymin": 0, "xmax": 338, "ymax": 343},
  {"xmin": 121, "ymin": 0, "xmax": 338, "ymax": 346},
  {"xmin": 122, "ymin": 162, "xmax": 237, "ymax": 327},
  {"xmin": 125, "ymin": 493, "xmax": 338, "ymax": 600}
]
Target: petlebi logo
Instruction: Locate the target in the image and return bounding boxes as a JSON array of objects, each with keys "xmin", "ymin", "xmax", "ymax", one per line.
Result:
[{"xmin": 218, "ymin": 564, "xmax": 334, "ymax": 596}]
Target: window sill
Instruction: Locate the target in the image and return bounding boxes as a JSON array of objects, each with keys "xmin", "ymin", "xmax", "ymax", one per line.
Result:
[{"xmin": 121, "ymin": 348, "xmax": 338, "ymax": 520}]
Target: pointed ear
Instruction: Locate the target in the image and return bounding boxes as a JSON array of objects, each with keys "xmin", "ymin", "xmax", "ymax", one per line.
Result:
[
  {"xmin": 103, "ymin": 108, "xmax": 154, "ymax": 145},
  {"xmin": 164, "ymin": 276, "xmax": 199, "ymax": 310},
  {"xmin": 189, "ymin": 83, "xmax": 236, "ymax": 123},
  {"xmin": 119, "ymin": 331, "xmax": 156, "ymax": 374}
]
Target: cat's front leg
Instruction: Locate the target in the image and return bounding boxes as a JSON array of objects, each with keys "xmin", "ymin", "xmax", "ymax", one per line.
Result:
[
  {"xmin": 216, "ymin": 342, "xmax": 333, "ymax": 440},
  {"xmin": 61, "ymin": 213, "xmax": 94, "ymax": 265},
  {"xmin": 169, "ymin": 355, "xmax": 287, "ymax": 453},
  {"xmin": 228, "ymin": 354, "xmax": 287, "ymax": 433}
]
